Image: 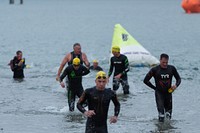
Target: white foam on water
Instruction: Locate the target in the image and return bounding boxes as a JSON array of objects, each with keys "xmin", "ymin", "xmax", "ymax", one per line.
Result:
[
  {"xmin": 41, "ymin": 106, "xmax": 60, "ymax": 113},
  {"xmin": 59, "ymin": 106, "xmax": 69, "ymax": 113},
  {"xmin": 52, "ymin": 85, "xmax": 66, "ymax": 93},
  {"xmin": 40, "ymin": 105, "xmax": 72, "ymax": 114}
]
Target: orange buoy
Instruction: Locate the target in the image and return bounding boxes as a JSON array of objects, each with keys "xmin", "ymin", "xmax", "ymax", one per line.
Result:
[{"xmin": 182, "ymin": 0, "xmax": 200, "ymax": 13}]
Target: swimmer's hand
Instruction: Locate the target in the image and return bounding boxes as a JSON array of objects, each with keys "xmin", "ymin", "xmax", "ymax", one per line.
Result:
[
  {"xmin": 18, "ymin": 58, "xmax": 25, "ymax": 66},
  {"xmin": 56, "ymin": 75, "xmax": 60, "ymax": 81},
  {"xmin": 114, "ymin": 74, "xmax": 122, "ymax": 79},
  {"xmin": 110, "ymin": 116, "xmax": 118, "ymax": 124},
  {"xmin": 84, "ymin": 110, "xmax": 96, "ymax": 118},
  {"xmin": 60, "ymin": 82, "xmax": 65, "ymax": 88},
  {"xmin": 171, "ymin": 85, "xmax": 177, "ymax": 90},
  {"xmin": 168, "ymin": 85, "xmax": 177, "ymax": 93}
]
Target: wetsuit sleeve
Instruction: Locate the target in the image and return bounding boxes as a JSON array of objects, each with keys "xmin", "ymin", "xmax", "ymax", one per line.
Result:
[
  {"xmin": 143, "ymin": 68, "xmax": 156, "ymax": 90},
  {"xmin": 9, "ymin": 59, "xmax": 14, "ymax": 71},
  {"xmin": 77, "ymin": 90, "xmax": 88, "ymax": 113},
  {"xmin": 89, "ymin": 66, "xmax": 93, "ymax": 70},
  {"xmin": 172, "ymin": 66, "xmax": 181, "ymax": 87},
  {"xmin": 12, "ymin": 58, "xmax": 21, "ymax": 71},
  {"xmin": 99, "ymin": 66, "xmax": 103, "ymax": 71},
  {"xmin": 12, "ymin": 58, "xmax": 18, "ymax": 71},
  {"xmin": 108, "ymin": 58, "xmax": 114, "ymax": 77},
  {"xmin": 59, "ymin": 67, "xmax": 69, "ymax": 82},
  {"xmin": 111, "ymin": 91, "xmax": 120, "ymax": 116},
  {"xmin": 82, "ymin": 66, "xmax": 90, "ymax": 76},
  {"xmin": 121, "ymin": 56, "xmax": 129, "ymax": 75}
]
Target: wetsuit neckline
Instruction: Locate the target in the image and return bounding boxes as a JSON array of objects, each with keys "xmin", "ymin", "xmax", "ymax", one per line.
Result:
[
  {"xmin": 114, "ymin": 54, "xmax": 121, "ymax": 58},
  {"xmin": 72, "ymin": 65, "xmax": 81, "ymax": 70},
  {"xmin": 159, "ymin": 65, "xmax": 168, "ymax": 70},
  {"xmin": 72, "ymin": 51, "xmax": 82, "ymax": 57},
  {"xmin": 95, "ymin": 87, "xmax": 105, "ymax": 92}
]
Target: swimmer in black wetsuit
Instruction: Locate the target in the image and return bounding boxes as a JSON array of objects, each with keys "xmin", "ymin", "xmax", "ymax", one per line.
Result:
[
  {"xmin": 9, "ymin": 50, "xmax": 26, "ymax": 79},
  {"xmin": 77, "ymin": 71, "xmax": 120, "ymax": 133},
  {"xmin": 59, "ymin": 58, "xmax": 90, "ymax": 112},
  {"xmin": 143, "ymin": 53, "xmax": 181, "ymax": 122},
  {"xmin": 89, "ymin": 60, "xmax": 103, "ymax": 71},
  {"xmin": 107, "ymin": 46, "xmax": 130, "ymax": 94},
  {"xmin": 56, "ymin": 43, "xmax": 90, "ymax": 81}
]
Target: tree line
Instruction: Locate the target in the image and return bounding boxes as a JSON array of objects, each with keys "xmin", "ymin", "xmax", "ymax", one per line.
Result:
[{"xmin": 10, "ymin": 0, "xmax": 23, "ymax": 4}]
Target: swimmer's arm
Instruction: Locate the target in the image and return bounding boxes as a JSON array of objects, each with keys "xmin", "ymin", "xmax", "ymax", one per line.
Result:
[
  {"xmin": 82, "ymin": 66, "xmax": 90, "ymax": 76},
  {"xmin": 12, "ymin": 59, "xmax": 18, "ymax": 70},
  {"xmin": 12, "ymin": 65, "xmax": 18, "ymax": 71},
  {"xmin": 121, "ymin": 57, "xmax": 129, "ymax": 75},
  {"xmin": 57, "ymin": 53, "xmax": 71, "ymax": 77},
  {"xmin": 82, "ymin": 53, "xmax": 90, "ymax": 68},
  {"xmin": 108, "ymin": 58, "xmax": 114, "ymax": 78},
  {"xmin": 77, "ymin": 91, "xmax": 87, "ymax": 113},
  {"xmin": 59, "ymin": 67, "xmax": 69, "ymax": 82},
  {"xmin": 77, "ymin": 92, "xmax": 96, "ymax": 117},
  {"xmin": 173, "ymin": 67, "xmax": 181, "ymax": 87},
  {"xmin": 111, "ymin": 92, "xmax": 120, "ymax": 117},
  {"xmin": 143, "ymin": 69, "xmax": 156, "ymax": 90}
]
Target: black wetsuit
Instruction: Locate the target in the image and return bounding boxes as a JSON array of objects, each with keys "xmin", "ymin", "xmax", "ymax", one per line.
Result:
[
  {"xmin": 60, "ymin": 64, "xmax": 90, "ymax": 111},
  {"xmin": 68, "ymin": 51, "xmax": 84, "ymax": 65},
  {"xmin": 89, "ymin": 66, "xmax": 103, "ymax": 71},
  {"xmin": 77, "ymin": 87, "xmax": 120, "ymax": 133},
  {"xmin": 143, "ymin": 65, "xmax": 181, "ymax": 119},
  {"xmin": 108, "ymin": 54, "xmax": 130, "ymax": 94},
  {"xmin": 12, "ymin": 57, "xmax": 26, "ymax": 79},
  {"xmin": 64, "ymin": 51, "xmax": 84, "ymax": 102}
]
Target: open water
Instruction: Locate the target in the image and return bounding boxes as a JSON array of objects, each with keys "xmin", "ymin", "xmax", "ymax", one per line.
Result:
[{"xmin": 0, "ymin": 0, "xmax": 200, "ymax": 132}]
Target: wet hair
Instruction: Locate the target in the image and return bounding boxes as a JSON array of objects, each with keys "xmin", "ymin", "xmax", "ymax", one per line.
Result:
[
  {"xmin": 160, "ymin": 53, "xmax": 169, "ymax": 60},
  {"xmin": 16, "ymin": 50, "xmax": 22, "ymax": 55},
  {"xmin": 73, "ymin": 43, "xmax": 81, "ymax": 48}
]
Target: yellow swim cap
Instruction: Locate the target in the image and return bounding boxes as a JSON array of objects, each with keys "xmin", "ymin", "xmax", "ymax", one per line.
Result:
[
  {"xmin": 112, "ymin": 46, "xmax": 120, "ymax": 52},
  {"xmin": 96, "ymin": 71, "xmax": 107, "ymax": 79},
  {"xmin": 72, "ymin": 57, "xmax": 80, "ymax": 65},
  {"xmin": 93, "ymin": 60, "xmax": 98, "ymax": 63}
]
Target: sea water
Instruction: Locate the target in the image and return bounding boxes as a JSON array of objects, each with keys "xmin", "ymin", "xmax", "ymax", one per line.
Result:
[{"xmin": 0, "ymin": 0, "xmax": 200, "ymax": 132}]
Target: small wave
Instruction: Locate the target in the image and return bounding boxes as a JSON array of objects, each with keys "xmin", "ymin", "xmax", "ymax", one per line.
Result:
[
  {"xmin": 28, "ymin": 74, "xmax": 55, "ymax": 79},
  {"xmin": 26, "ymin": 87, "xmax": 38, "ymax": 90},
  {"xmin": 0, "ymin": 100, "xmax": 7, "ymax": 106},
  {"xmin": 40, "ymin": 106, "xmax": 84, "ymax": 118},
  {"xmin": 40, "ymin": 106, "xmax": 78, "ymax": 114},
  {"xmin": 41, "ymin": 106, "xmax": 62, "ymax": 113},
  {"xmin": 119, "ymin": 115, "xmax": 154, "ymax": 123}
]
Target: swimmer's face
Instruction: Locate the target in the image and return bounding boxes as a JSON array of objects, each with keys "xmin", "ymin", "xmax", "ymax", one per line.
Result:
[
  {"xmin": 95, "ymin": 78, "xmax": 107, "ymax": 90},
  {"xmin": 112, "ymin": 51, "xmax": 120, "ymax": 57},
  {"xmin": 73, "ymin": 64, "xmax": 80, "ymax": 70},
  {"xmin": 93, "ymin": 62, "xmax": 98, "ymax": 68},
  {"xmin": 160, "ymin": 57, "xmax": 168, "ymax": 68},
  {"xmin": 74, "ymin": 45, "xmax": 81, "ymax": 54},
  {"xmin": 17, "ymin": 52, "xmax": 23, "ymax": 60}
]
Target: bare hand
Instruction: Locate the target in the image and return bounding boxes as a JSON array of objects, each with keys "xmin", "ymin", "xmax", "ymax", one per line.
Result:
[
  {"xmin": 110, "ymin": 116, "xmax": 118, "ymax": 124},
  {"xmin": 114, "ymin": 74, "xmax": 122, "ymax": 79},
  {"xmin": 84, "ymin": 110, "xmax": 96, "ymax": 118},
  {"xmin": 171, "ymin": 85, "xmax": 177, "ymax": 90},
  {"xmin": 56, "ymin": 75, "xmax": 60, "ymax": 81},
  {"xmin": 18, "ymin": 59, "xmax": 24, "ymax": 66},
  {"xmin": 60, "ymin": 82, "xmax": 65, "ymax": 88}
]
